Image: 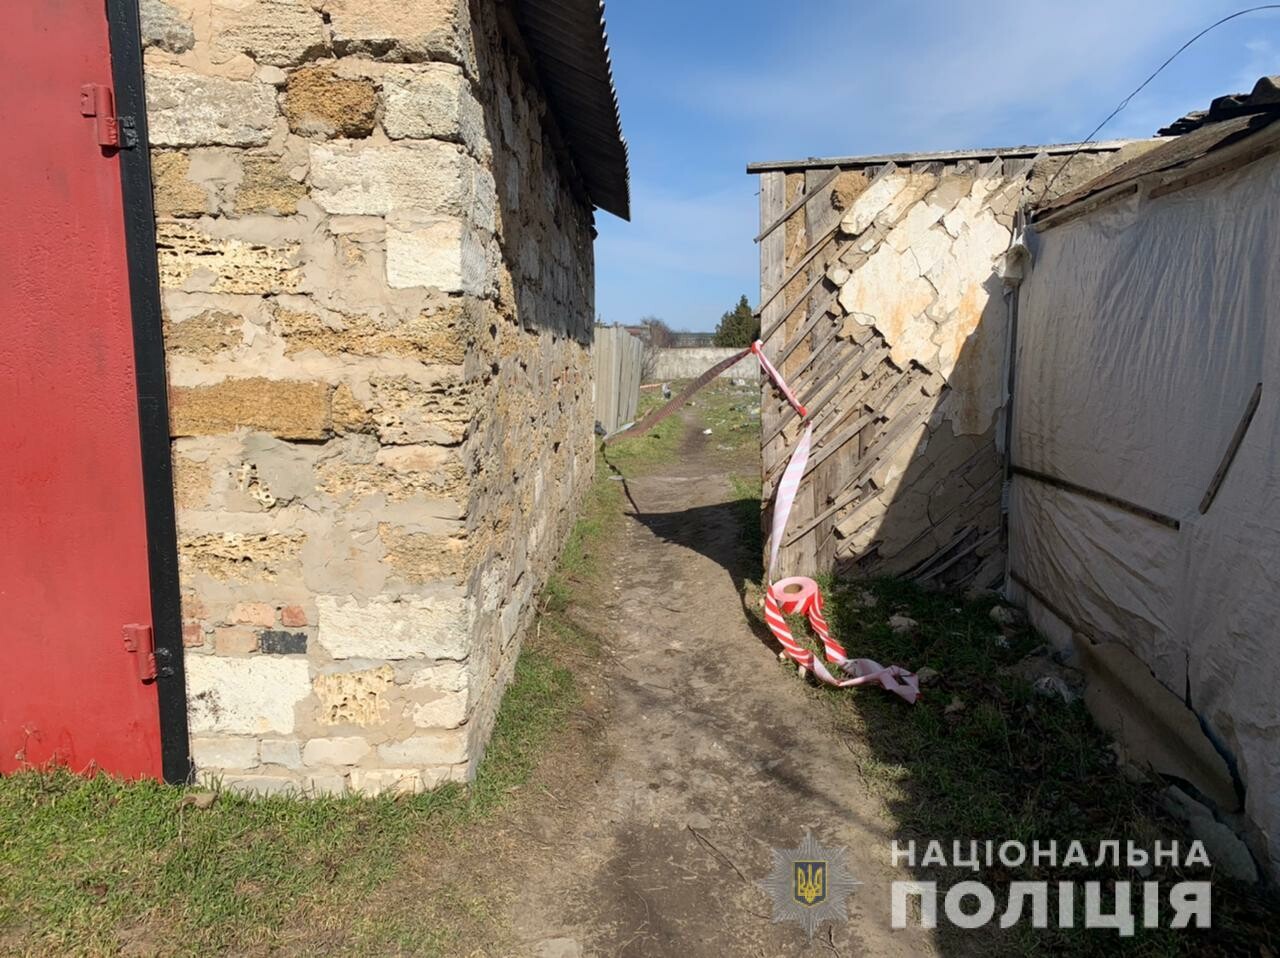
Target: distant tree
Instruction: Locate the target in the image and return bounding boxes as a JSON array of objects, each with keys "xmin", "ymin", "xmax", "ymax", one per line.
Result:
[
  {"xmin": 639, "ymin": 316, "xmax": 675, "ymax": 348},
  {"xmin": 713, "ymin": 295, "xmax": 759, "ymax": 348}
]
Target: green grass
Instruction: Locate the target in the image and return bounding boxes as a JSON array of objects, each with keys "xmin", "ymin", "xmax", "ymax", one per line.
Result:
[
  {"xmin": 0, "ymin": 461, "xmax": 624, "ymax": 957},
  {"xmin": 696, "ymin": 378, "xmax": 761, "ymax": 452},
  {"xmin": 808, "ymin": 577, "xmax": 1278, "ymax": 956},
  {"xmin": 0, "ymin": 641, "xmax": 578, "ymax": 955},
  {"xmin": 600, "ymin": 387, "xmax": 686, "ymax": 474}
]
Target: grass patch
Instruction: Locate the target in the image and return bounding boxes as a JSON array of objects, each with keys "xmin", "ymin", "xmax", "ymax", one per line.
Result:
[
  {"xmin": 601, "ymin": 387, "xmax": 686, "ymax": 474},
  {"xmin": 695, "ymin": 378, "xmax": 761, "ymax": 452},
  {"xmin": 0, "ymin": 459, "xmax": 626, "ymax": 957},
  {"xmin": 0, "ymin": 641, "xmax": 578, "ymax": 956},
  {"xmin": 808, "ymin": 577, "xmax": 1277, "ymax": 956}
]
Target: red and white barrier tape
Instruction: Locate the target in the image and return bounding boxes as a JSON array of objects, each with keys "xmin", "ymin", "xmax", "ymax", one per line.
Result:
[
  {"xmin": 754, "ymin": 340, "xmax": 920, "ymax": 704},
  {"xmin": 751, "ymin": 340, "xmax": 807, "ymax": 418}
]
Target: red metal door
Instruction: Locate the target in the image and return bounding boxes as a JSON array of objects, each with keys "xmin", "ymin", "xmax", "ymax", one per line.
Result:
[{"xmin": 0, "ymin": 2, "xmax": 164, "ymax": 777}]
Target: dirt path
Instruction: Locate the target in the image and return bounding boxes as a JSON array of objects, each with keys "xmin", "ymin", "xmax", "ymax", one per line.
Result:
[{"xmin": 501, "ymin": 406, "xmax": 934, "ymax": 957}]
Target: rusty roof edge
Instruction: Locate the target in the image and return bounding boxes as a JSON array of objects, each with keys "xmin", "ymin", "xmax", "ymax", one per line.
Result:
[{"xmin": 745, "ymin": 139, "xmax": 1146, "ymax": 174}]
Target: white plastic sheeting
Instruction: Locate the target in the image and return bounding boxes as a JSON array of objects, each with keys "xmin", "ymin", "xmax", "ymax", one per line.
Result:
[{"xmin": 1009, "ymin": 149, "xmax": 1280, "ymax": 870}]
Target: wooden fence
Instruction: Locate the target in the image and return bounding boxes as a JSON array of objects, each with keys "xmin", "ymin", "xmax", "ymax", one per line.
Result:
[
  {"xmin": 751, "ymin": 149, "xmax": 1116, "ymax": 588},
  {"xmin": 593, "ymin": 324, "xmax": 643, "ymax": 434}
]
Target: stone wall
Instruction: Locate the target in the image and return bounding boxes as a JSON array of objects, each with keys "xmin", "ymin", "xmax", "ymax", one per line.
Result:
[
  {"xmin": 142, "ymin": 0, "xmax": 596, "ymax": 795},
  {"xmin": 649, "ymin": 347, "xmax": 750, "ymax": 383}
]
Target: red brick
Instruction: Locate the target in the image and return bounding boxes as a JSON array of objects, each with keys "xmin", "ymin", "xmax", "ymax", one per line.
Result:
[
  {"xmin": 182, "ymin": 621, "xmax": 205, "ymax": 648},
  {"xmin": 280, "ymin": 604, "xmax": 308, "ymax": 627}
]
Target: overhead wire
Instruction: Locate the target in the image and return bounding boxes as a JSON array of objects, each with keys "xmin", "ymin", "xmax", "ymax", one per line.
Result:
[{"xmin": 1036, "ymin": 4, "xmax": 1280, "ymax": 204}]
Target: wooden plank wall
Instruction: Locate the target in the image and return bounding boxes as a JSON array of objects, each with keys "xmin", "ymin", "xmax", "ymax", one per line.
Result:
[
  {"xmin": 758, "ymin": 159, "xmax": 1024, "ymax": 590},
  {"xmin": 593, "ymin": 325, "xmax": 643, "ymax": 434}
]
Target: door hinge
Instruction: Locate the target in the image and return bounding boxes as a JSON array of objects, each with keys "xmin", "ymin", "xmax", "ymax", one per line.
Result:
[
  {"xmin": 80, "ymin": 84, "xmax": 138, "ymax": 150},
  {"xmin": 122, "ymin": 624, "xmax": 158, "ymax": 683}
]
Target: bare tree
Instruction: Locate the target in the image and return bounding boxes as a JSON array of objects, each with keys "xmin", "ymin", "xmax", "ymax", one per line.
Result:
[
  {"xmin": 637, "ymin": 316, "xmax": 672, "ymax": 381},
  {"xmin": 640, "ymin": 316, "xmax": 674, "ymax": 348}
]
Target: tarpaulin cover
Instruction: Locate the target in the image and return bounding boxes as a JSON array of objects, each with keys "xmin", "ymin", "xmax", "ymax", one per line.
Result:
[{"xmin": 1010, "ymin": 148, "xmax": 1280, "ymax": 868}]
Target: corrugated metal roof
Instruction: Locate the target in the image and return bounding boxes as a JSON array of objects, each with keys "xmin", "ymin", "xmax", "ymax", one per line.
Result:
[
  {"xmin": 513, "ymin": 0, "xmax": 630, "ymax": 220},
  {"xmin": 746, "ymin": 140, "xmax": 1141, "ymax": 174}
]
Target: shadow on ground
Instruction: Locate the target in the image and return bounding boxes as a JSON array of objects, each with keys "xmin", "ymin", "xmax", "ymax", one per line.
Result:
[{"xmin": 620, "ymin": 420, "xmax": 1278, "ymax": 956}]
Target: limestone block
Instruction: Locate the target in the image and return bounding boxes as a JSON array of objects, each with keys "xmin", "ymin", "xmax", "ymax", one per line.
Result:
[
  {"xmin": 500, "ymin": 586, "xmax": 529, "ymax": 644},
  {"xmin": 156, "ymin": 222, "xmax": 300, "ymax": 294},
  {"xmin": 317, "ymin": 444, "xmax": 468, "ymax": 505},
  {"xmin": 379, "ymin": 525, "xmax": 467, "ymax": 583},
  {"xmin": 234, "ymin": 157, "xmax": 306, "ymax": 216},
  {"xmin": 173, "ymin": 454, "xmax": 213, "ymax": 510},
  {"xmin": 313, "ymin": 665, "xmax": 395, "ymax": 726},
  {"xmin": 385, "ymin": 219, "xmax": 487, "ymax": 293},
  {"xmin": 382, "ymin": 64, "xmax": 486, "ymax": 157},
  {"xmin": 179, "ymin": 531, "xmax": 304, "ymax": 582},
  {"xmin": 347, "ymin": 767, "xmax": 423, "ymax": 796},
  {"xmin": 170, "ymin": 378, "xmax": 332, "ymax": 440},
  {"xmin": 308, "ymin": 774, "xmax": 347, "ymax": 796},
  {"xmin": 151, "ymin": 153, "xmax": 210, "ymax": 217},
  {"xmin": 309, "ymin": 141, "xmax": 480, "ymax": 218},
  {"xmin": 302, "ymin": 736, "xmax": 371, "ymax": 766},
  {"xmin": 284, "ymin": 67, "xmax": 377, "ymax": 138},
  {"xmin": 316, "ymin": 593, "xmax": 468, "ymax": 660},
  {"xmin": 260, "ymin": 738, "xmax": 302, "ymax": 767},
  {"xmin": 404, "ymin": 661, "xmax": 467, "ymax": 692},
  {"xmin": 211, "ymin": 0, "xmax": 329, "ymax": 67},
  {"xmin": 351, "ymin": 375, "xmax": 474, "ymax": 446},
  {"xmin": 377, "ymin": 730, "xmax": 467, "ymax": 766},
  {"xmin": 140, "ymin": 0, "xmax": 195, "ymax": 53},
  {"xmin": 411, "ymin": 691, "xmax": 467, "ymax": 729},
  {"xmin": 164, "ymin": 309, "xmax": 243, "ymax": 357},
  {"xmin": 321, "ymin": 0, "xmax": 470, "ymax": 68},
  {"xmin": 146, "ymin": 69, "xmax": 277, "ymax": 148},
  {"xmin": 186, "ymin": 656, "xmax": 311, "ymax": 734},
  {"xmin": 276, "ymin": 303, "xmax": 474, "ymax": 365},
  {"xmin": 191, "ymin": 736, "xmax": 260, "ymax": 770}
]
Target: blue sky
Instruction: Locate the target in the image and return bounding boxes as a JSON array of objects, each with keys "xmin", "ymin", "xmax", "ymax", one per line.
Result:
[{"xmin": 592, "ymin": 0, "xmax": 1279, "ymax": 332}]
